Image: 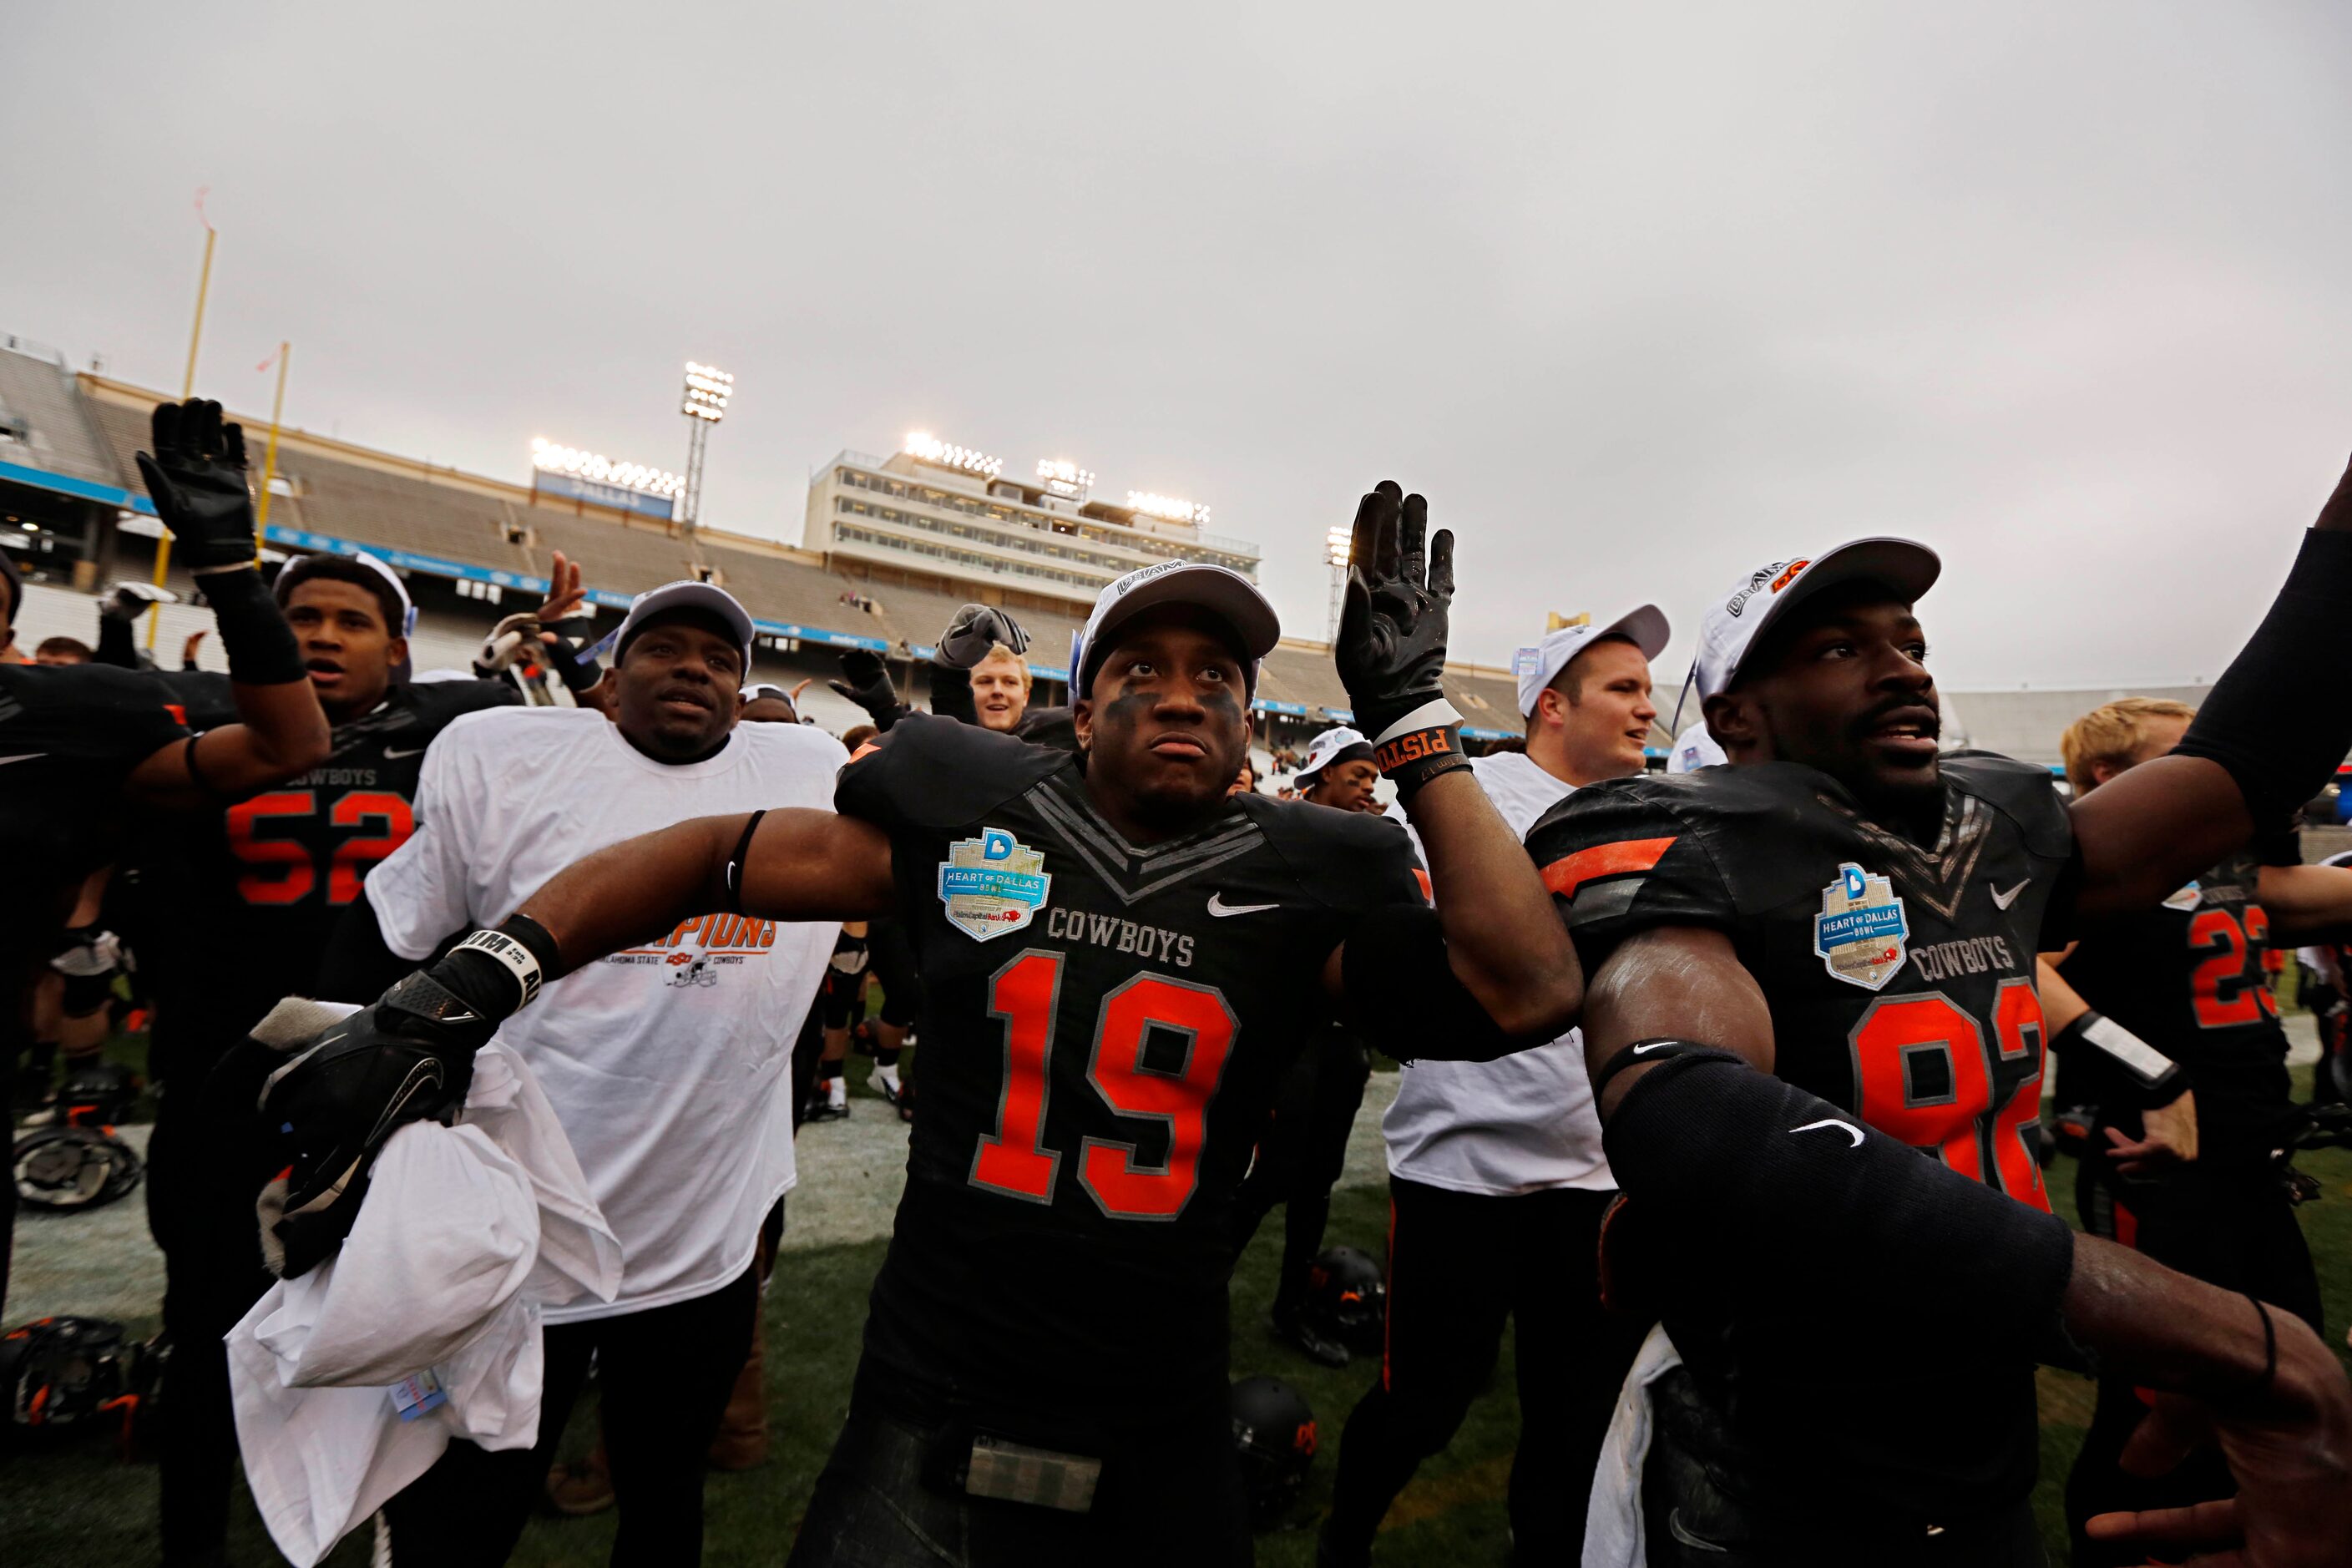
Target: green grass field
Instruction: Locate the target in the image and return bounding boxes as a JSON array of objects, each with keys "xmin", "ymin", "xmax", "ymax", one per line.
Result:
[{"xmin": 7, "ymin": 1067, "xmax": 2349, "ymax": 1565}]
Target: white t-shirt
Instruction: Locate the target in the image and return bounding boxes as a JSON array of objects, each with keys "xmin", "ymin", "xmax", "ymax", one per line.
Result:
[
  {"xmin": 367, "ymin": 708, "xmax": 847, "ymax": 1321},
  {"xmin": 1382, "ymin": 750, "xmax": 1611, "ymax": 1195}
]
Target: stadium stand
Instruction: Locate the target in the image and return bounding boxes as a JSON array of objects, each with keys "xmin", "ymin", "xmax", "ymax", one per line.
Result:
[{"xmin": 19, "ymin": 371, "xmax": 1530, "ymax": 735}]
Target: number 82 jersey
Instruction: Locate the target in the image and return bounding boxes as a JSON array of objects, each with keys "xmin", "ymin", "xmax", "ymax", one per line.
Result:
[
  {"xmin": 1523, "ymin": 751, "xmax": 2078, "ymax": 1520},
  {"xmin": 836, "ymin": 716, "xmax": 1424, "ymax": 1449}
]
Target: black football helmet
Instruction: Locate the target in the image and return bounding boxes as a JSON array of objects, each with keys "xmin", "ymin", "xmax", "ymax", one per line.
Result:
[
  {"xmin": 13, "ymin": 1125, "xmax": 143, "ymax": 1212},
  {"xmin": 0, "ymin": 1316, "xmax": 134, "ymax": 1429},
  {"xmin": 1305, "ymin": 1245, "xmax": 1386, "ymax": 1354},
  {"xmin": 1229, "ymin": 1374, "xmax": 1317, "ymax": 1527}
]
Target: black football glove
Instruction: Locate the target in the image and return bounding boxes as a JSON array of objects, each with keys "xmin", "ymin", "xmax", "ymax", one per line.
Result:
[
  {"xmin": 1334, "ymin": 481, "xmax": 1468, "ymax": 801},
  {"xmin": 134, "ymin": 399, "xmax": 258, "ymax": 574},
  {"xmin": 827, "ymin": 649, "xmax": 902, "ymax": 724},
  {"xmin": 255, "ymin": 967, "xmax": 505, "ymax": 1277},
  {"xmin": 934, "ymin": 604, "xmax": 1029, "ymax": 670}
]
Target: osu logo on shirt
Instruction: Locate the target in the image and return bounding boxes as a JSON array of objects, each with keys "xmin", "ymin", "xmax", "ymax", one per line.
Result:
[{"xmin": 611, "ymin": 912, "xmax": 778, "ymax": 985}]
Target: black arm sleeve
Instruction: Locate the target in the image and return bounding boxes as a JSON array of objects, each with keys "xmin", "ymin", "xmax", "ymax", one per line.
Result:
[
  {"xmin": 1338, "ymin": 902, "xmax": 1526, "ymax": 1063},
  {"xmin": 1605, "ymin": 1050, "xmax": 2076, "ymax": 1357},
  {"xmin": 94, "ymin": 613, "xmax": 138, "ymax": 670},
  {"xmin": 314, "ymin": 890, "xmax": 436, "ymax": 1004},
  {"xmin": 2174, "ymin": 527, "xmax": 2352, "ymax": 829},
  {"xmin": 928, "ymin": 661, "xmax": 975, "ymax": 727},
  {"xmin": 195, "ymin": 564, "xmax": 306, "ymax": 686}
]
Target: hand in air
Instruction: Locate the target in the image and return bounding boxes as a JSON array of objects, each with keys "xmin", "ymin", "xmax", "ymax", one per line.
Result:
[
  {"xmin": 135, "ymin": 398, "xmax": 257, "ymax": 573},
  {"xmin": 1333, "ymin": 480, "xmax": 1454, "ymax": 741},
  {"xmin": 935, "ymin": 604, "xmax": 1029, "ymax": 669},
  {"xmin": 828, "ymin": 650, "xmax": 900, "ymax": 721},
  {"xmin": 532, "ymin": 550, "xmax": 586, "ymax": 626}
]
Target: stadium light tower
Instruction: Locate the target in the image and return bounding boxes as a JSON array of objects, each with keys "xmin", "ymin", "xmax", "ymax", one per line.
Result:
[
  {"xmin": 1325, "ymin": 524, "xmax": 1353, "ymax": 644},
  {"xmin": 678, "ymin": 361, "xmax": 733, "ymax": 534}
]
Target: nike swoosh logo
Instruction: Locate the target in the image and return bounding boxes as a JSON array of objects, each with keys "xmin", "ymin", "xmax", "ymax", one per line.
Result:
[
  {"xmin": 1632, "ymin": 1042, "xmax": 1674, "ymax": 1055},
  {"xmin": 382, "ymin": 745, "xmax": 427, "ymax": 759},
  {"xmin": 1791, "ymin": 1118, "xmax": 1864, "ymax": 1147},
  {"xmin": 0, "ymin": 753, "xmax": 43, "ymax": 766},
  {"xmin": 1990, "ymin": 878, "xmax": 2031, "ymax": 911},
  {"xmin": 1206, "ymin": 893, "xmax": 1280, "ymax": 917}
]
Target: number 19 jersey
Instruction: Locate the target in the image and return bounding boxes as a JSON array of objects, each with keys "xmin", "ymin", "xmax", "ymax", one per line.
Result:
[
  {"xmin": 837, "ymin": 716, "xmax": 1424, "ymax": 1448},
  {"xmin": 1525, "ymin": 751, "xmax": 2078, "ymax": 1523}
]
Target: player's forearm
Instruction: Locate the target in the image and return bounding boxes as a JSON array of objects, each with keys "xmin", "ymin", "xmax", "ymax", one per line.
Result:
[
  {"xmin": 513, "ymin": 814, "xmax": 747, "ymax": 980},
  {"xmin": 2259, "ymin": 864, "xmax": 2352, "ymax": 939},
  {"xmin": 2036, "ymin": 956, "xmax": 2091, "ymax": 1034},
  {"xmin": 1404, "ymin": 768, "xmax": 1582, "ymax": 1036},
  {"xmin": 2061, "ymin": 1235, "xmax": 2349, "ymax": 1422}
]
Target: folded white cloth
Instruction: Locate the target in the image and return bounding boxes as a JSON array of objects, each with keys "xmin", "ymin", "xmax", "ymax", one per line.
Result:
[
  {"xmin": 230, "ymin": 1024, "xmax": 620, "ymax": 1567},
  {"xmin": 1582, "ymin": 1323, "xmax": 1684, "ymax": 1568}
]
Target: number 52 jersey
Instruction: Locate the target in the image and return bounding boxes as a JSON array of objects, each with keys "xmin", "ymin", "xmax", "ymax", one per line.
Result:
[
  {"xmin": 837, "ymin": 716, "xmax": 1424, "ymax": 1448},
  {"xmin": 1525, "ymin": 751, "xmax": 2077, "ymax": 1520}
]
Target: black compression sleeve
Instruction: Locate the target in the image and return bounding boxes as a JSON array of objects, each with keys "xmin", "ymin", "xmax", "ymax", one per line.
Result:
[
  {"xmin": 928, "ymin": 662, "xmax": 975, "ymax": 728},
  {"xmin": 1603, "ymin": 1050, "xmax": 2075, "ymax": 1357},
  {"xmin": 2174, "ymin": 528, "xmax": 2352, "ymax": 828},
  {"xmin": 195, "ymin": 563, "xmax": 306, "ymax": 686},
  {"xmin": 1338, "ymin": 902, "xmax": 1524, "ymax": 1063},
  {"xmin": 94, "ymin": 613, "xmax": 138, "ymax": 670}
]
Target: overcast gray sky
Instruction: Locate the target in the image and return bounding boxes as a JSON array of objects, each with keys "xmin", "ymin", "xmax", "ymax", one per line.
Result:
[{"xmin": 8, "ymin": 3, "xmax": 2350, "ymax": 690}]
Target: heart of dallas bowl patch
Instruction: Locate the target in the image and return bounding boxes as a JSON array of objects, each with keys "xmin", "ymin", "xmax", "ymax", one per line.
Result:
[
  {"xmin": 938, "ymin": 827, "xmax": 1053, "ymax": 942},
  {"xmin": 1813, "ymin": 862, "xmax": 1909, "ymax": 991}
]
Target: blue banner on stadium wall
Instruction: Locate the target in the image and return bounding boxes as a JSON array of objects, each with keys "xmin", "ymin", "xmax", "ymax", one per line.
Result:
[{"xmin": 533, "ymin": 472, "xmax": 678, "ymax": 523}]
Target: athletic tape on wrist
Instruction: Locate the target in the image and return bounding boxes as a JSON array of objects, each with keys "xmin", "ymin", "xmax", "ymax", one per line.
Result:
[
  {"xmin": 1370, "ymin": 696, "xmax": 1469, "ymax": 799},
  {"xmin": 2056, "ymin": 1011, "xmax": 2187, "ymax": 1105},
  {"xmin": 453, "ymin": 928, "xmax": 544, "ymax": 1009}
]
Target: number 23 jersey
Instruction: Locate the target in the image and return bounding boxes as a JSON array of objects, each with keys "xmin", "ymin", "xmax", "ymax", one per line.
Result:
[
  {"xmin": 837, "ymin": 716, "xmax": 1423, "ymax": 1444},
  {"xmin": 1524, "ymin": 751, "xmax": 2077, "ymax": 1518}
]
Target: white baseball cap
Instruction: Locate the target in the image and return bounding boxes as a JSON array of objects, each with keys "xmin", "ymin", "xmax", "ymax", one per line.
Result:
[
  {"xmin": 1667, "ymin": 719, "xmax": 1727, "ymax": 774},
  {"xmin": 1512, "ymin": 605, "xmax": 1672, "ymax": 718},
  {"xmin": 1692, "ymin": 539, "xmax": 1940, "ymax": 701},
  {"xmin": 1295, "ymin": 726, "xmax": 1373, "ymax": 783},
  {"xmin": 616, "ymin": 579, "xmax": 756, "ymax": 667},
  {"xmin": 1071, "ymin": 560, "xmax": 1281, "ymax": 699}
]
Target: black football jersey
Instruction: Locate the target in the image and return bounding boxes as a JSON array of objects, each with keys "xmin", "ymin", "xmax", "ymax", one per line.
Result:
[
  {"xmin": 1, "ymin": 664, "xmax": 191, "ymax": 1011},
  {"xmin": 837, "ymin": 715, "xmax": 1423, "ymax": 1445},
  {"xmin": 2057, "ymin": 847, "xmax": 2297, "ymax": 1166},
  {"xmin": 156, "ymin": 677, "xmax": 519, "ymax": 1036},
  {"xmin": 1524, "ymin": 751, "xmax": 2077, "ymax": 1521}
]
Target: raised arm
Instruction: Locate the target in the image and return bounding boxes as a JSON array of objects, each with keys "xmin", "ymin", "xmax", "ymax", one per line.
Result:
[
  {"xmin": 1322, "ymin": 483, "xmax": 1581, "ymax": 1046},
  {"xmin": 122, "ymin": 399, "xmax": 330, "ymax": 807},
  {"xmin": 1581, "ymin": 925, "xmax": 2349, "ymax": 1561},
  {"xmin": 2068, "ymin": 452, "xmax": 2352, "ymax": 921}
]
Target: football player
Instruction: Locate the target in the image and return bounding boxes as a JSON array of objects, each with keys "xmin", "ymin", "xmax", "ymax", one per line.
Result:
[
  {"xmin": 1, "ymin": 399, "xmax": 331, "ymax": 1316},
  {"xmin": 2049, "ymin": 696, "xmax": 2348, "ymax": 1563},
  {"xmin": 1529, "ymin": 489, "xmax": 2352, "ymax": 1563},
  {"xmin": 260, "ymin": 483, "xmax": 1581, "ymax": 1564},
  {"xmin": 131, "ymin": 501, "xmax": 579, "ymax": 1561},
  {"xmin": 1324, "ymin": 607, "xmax": 1668, "ymax": 1564}
]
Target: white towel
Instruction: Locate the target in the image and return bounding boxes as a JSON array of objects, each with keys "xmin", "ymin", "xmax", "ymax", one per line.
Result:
[
  {"xmin": 229, "ymin": 1034, "xmax": 620, "ymax": 1568},
  {"xmin": 1582, "ymin": 1323, "xmax": 1684, "ymax": 1568}
]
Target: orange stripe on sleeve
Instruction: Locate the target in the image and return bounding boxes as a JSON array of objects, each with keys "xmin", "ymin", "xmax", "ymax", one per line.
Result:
[{"xmin": 1540, "ymin": 837, "xmax": 1678, "ymax": 901}]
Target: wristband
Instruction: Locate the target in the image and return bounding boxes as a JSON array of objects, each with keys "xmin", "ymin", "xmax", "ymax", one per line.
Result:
[
  {"xmin": 2052, "ymin": 1010, "xmax": 2188, "ymax": 1107},
  {"xmin": 452, "ymin": 928, "xmax": 545, "ymax": 1009},
  {"xmin": 1371, "ymin": 696, "xmax": 1472, "ymax": 802},
  {"xmin": 196, "ymin": 564, "xmax": 307, "ymax": 686}
]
